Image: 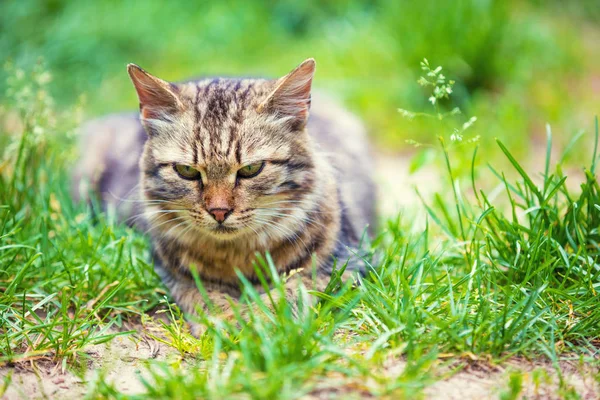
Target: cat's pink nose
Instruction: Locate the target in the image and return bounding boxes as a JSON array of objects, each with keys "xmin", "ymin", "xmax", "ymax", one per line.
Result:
[{"xmin": 208, "ymin": 208, "xmax": 232, "ymax": 223}]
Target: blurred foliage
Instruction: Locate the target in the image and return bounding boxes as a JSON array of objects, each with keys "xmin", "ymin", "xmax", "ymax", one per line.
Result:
[{"xmin": 0, "ymin": 0, "xmax": 599, "ymax": 155}]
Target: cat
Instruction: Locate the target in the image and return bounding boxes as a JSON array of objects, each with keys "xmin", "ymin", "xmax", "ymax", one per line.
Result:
[{"xmin": 73, "ymin": 59, "xmax": 376, "ymax": 335}]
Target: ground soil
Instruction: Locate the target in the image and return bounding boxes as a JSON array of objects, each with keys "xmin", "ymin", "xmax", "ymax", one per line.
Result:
[{"xmin": 3, "ymin": 326, "xmax": 598, "ymax": 399}]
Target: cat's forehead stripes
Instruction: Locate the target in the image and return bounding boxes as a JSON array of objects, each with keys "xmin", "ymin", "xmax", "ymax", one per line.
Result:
[
  {"xmin": 186, "ymin": 78, "xmax": 268, "ymax": 164},
  {"xmin": 206, "ymin": 162, "xmax": 233, "ymax": 181}
]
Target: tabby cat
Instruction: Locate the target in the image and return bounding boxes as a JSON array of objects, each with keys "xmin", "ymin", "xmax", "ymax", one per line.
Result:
[{"xmin": 73, "ymin": 59, "xmax": 375, "ymax": 335}]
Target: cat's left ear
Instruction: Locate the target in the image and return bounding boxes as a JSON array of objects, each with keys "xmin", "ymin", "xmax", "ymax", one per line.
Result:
[
  {"xmin": 258, "ymin": 58, "xmax": 315, "ymax": 129},
  {"xmin": 127, "ymin": 64, "xmax": 184, "ymax": 120}
]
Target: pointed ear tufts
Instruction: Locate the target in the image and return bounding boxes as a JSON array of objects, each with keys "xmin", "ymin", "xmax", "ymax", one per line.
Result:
[
  {"xmin": 258, "ymin": 58, "xmax": 316, "ymax": 129},
  {"xmin": 127, "ymin": 63, "xmax": 183, "ymax": 120}
]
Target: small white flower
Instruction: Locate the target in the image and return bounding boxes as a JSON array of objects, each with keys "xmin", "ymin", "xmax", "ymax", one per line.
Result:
[
  {"xmin": 462, "ymin": 116, "xmax": 477, "ymax": 130},
  {"xmin": 450, "ymin": 133, "xmax": 463, "ymax": 142},
  {"xmin": 398, "ymin": 108, "xmax": 416, "ymax": 120}
]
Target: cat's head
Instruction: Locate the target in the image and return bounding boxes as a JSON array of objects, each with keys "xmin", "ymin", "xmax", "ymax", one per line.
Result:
[{"xmin": 128, "ymin": 59, "xmax": 321, "ymax": 242}]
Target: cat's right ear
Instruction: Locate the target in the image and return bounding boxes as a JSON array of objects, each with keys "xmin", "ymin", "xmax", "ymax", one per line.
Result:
[{"xmin": 127, "ymin": 64, "xmax": 184, "ymax": 120}]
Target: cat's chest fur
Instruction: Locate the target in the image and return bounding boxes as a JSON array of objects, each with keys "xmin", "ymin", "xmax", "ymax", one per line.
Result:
[
  {"xmin": 155, "ymin": 189, "xmax": 341, "ymax": 287},
  {"xmin": 180, "ymin": 246, "xmax": 259, "ymax": 282}
]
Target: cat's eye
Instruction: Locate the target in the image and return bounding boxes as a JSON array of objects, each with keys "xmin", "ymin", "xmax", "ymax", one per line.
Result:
[
  {"xmin": 237, "ymin": 162, "xmax": 265, "ymax": 179},
  {"xmin": 174, "ymin": 164, "xmax": 201, "ymax": 180}
]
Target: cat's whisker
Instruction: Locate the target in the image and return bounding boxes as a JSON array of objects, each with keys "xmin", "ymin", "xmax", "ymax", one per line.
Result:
[
  {"xmin": 161, "ymin": 219, "xmax": 193, "ymax": 239},
  {"xmin": 256, "ymin": 202, "xmax": 314, "ymax": 210},
  {"xmin": 258, "ymin": 217, "xmax": 329, "ymax": 247},
  {"xmin": 109, "ymin": 183, "xmax": 179, "ymax": 206},
  {"xmin": 256, "ymin": 200, "xmax": 349, "ymax": 214},
  {"xmin": 182, "ymin": 224, "xmax": 198, "ymax": 239},
  {"xmin": 255, "ymin": 209, "xmax": 325, "ymax": 227},
  {"xmin": 123, "ymin": 199, "xmax": 173, "ymax": 205},
  {"xmin": 165, "ymin": 219, "xmax": 195, "ymax": 239},
  {"xmin": 126, "ymin": 208, "xmax": 187, "ymax": 225},
  {"xmin": 251, "ymin": 217, "xmax": 293, "ymax": 247},
  {"xmin": 255, "ymin": 200, "xmax": 348, "ymax": 214},
  {"xmin": 252, "ymin": 216, "xmax": 310, "ymax": 256},
  {"xmin": 144, "ymin": 215, "xmax": 189, "ymax": 236},
  {"xmin": 257, "ymin": 200, "xmax": 311, "ymax": 206},
  {"xmin": 241, "ymin": 221, "xmax": 264, "ymax": 243},
  {"xmin": 107, "ymin": 183, "xmax": 141, "ymax": 204},
  {"xmin": 144, "ymin": 217, "xmax": 189, "ymax": 236},
  {"xmin": 254, "ymin": 213, "xmax": 353, "ymax": 259},
  {"xmin": 143, "ymin": 209, "xmax": 188, "ymax": 217},
  {"xmin": 255, "ymin": 211, "xmax": 313, "ymax": 226},
  {"xmin": 254, "ymin": 210, "xmax": 346, "ymax": 249}
]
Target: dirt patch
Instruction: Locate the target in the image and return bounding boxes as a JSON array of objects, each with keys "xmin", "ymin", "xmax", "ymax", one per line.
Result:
[
  {"xmin": 426, "ymin": 358, "xmax": 599, "ymax": 400},
  {"xmin": 4, "ymin": 334, "xmax": 597, "ymax": 399},
  {"xmin": 1, "ymin": 328, "xmax": 178, "ymax": 399}
]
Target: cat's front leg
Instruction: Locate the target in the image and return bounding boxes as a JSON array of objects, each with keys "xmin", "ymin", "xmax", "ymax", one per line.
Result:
[
  {"xmin": 154, "ymin": 261, "xmax": 238, "ymax": 336},
  {"xmin": 216, "ymin": 270, "xmax": 331, "ymax": 323}
]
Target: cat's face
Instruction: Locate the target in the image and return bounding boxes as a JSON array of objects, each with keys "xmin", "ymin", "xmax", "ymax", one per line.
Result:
[{"xmin": 128, "ymin": 60, "xmax": 318, "ymax": 241}]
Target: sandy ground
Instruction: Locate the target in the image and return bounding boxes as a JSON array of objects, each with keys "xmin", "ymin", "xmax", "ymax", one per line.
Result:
[
  {"xmin": 425, "ymin": 358, "xmax": 599, "ymax": 400},
  {"xmin": 3, "ymin": 326, "xmax": 598, "ymax": 399},
  {"xmin": 1, "ymin": 153, "xmax": 598, "ymax": 399},
  {"xmin": 2, "ymin": 335, "xmax": 162, "ymax": 399}
]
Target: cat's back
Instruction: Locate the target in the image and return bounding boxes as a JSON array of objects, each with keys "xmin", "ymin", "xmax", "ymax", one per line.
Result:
[
  {"xmin": 72, "ymin": 112, "xmax": 146, "ymax": 224},
  {"xmin": 308, "ymin": 93, "xmax": 376, "ymax": 235}
]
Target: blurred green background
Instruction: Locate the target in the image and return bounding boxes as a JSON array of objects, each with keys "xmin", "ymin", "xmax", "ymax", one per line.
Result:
[{"xmin": 1, "ymin": 0, "xmax": 599, "ymax": 155}]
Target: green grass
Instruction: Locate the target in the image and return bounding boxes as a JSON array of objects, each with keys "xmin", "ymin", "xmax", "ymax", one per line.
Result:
[
  {"xmin": 1, "ymin": 61, "xmax": 599, "ymax": 398},
  {"xmin": 0, "ymin": 65, "xmax": 164, "ymax": 368}
]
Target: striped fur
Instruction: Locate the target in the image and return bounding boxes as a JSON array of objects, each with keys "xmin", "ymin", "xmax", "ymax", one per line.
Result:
[{"xmin": 73, "ymin": 59, "xmax": 375, "ymax": 334}]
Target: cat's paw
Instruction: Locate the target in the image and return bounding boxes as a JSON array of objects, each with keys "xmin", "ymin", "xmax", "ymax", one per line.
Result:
[
  {"xmin": 187, "ymin": 311, "xmax": 236, "ymax": 337},
  {"xmin": 188, "ymin": 321, "xmax": 206, "ymax": 338}
]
